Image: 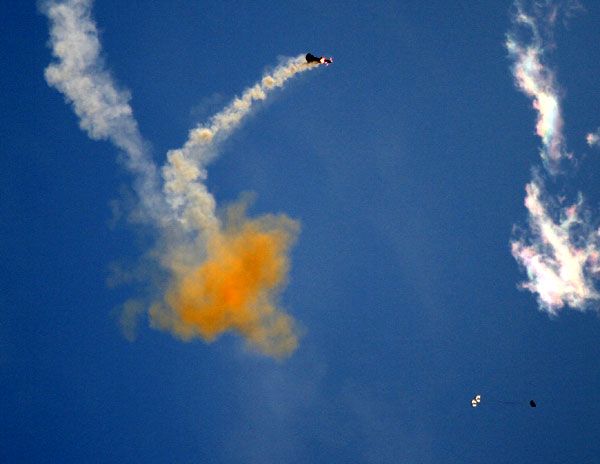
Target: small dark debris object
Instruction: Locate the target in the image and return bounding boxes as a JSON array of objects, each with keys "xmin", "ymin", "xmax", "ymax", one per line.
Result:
[{"xmin": 306, "ymin": 53, "xmax": 333, "ymax": 65}]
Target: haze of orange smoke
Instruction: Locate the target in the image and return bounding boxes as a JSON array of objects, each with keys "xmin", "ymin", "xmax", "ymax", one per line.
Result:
[{"xmin": 150, "ymin": 203, "xmax": 300, "ymax": 358}]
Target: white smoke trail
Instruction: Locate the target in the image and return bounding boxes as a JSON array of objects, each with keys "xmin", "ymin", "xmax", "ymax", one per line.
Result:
[
  {"xmin": 506, "ymin": 3, "xmax": 569, "ymax": 174},
  {"xmin": 152, "ymin": 57, "xmax": 319, "ymax": 356},
  {"xmin": 43, "ymin": 0, "xmax": 321, "ymax": 355},
  {"xmin": 43, "ymin": 0, "xmax": 317, "ymax": 244},
  {"xmin": 162, "ymin": 56, "xmax": 319, "ymax": 235},
  {"xmin": 43, "ymin": 0, "xmax": 164, "ymax": 220}
]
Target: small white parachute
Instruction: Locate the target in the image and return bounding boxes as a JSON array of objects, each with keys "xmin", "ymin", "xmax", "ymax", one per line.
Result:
[{"xmin": 470, "ymin": 394, "xmax": 536, "ymax": 408}]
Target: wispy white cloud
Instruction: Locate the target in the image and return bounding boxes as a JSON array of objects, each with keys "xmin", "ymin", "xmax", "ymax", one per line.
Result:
[
  {"xmin": 506, "ymin": 3, "xmax": 569, "ymax": 174},
  {"xmin": 511, "ymin": 178, "xmax": 600, "ymax": 313},
  {"xmin": 507, "ymin": 1, "xmax": 600, "ymax": 314},
  {"xmin": 586, "ymin": 130, "xmax": 600, "ymax": 147}
]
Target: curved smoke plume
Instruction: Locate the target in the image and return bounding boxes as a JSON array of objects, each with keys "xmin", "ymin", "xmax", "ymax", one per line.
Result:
[{"xmin": 43, "ymin": 0, "xmax": 321, "ymax": 356}]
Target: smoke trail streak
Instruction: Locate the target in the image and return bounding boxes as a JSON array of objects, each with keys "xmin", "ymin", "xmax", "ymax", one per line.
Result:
[
  {"xmin": 511, "ymin": 178, "xmax": 600, "ymax": 313},
  {"xmin": 43, "ymin": 0, "xmax": 320, "ymax": 356},
  {"xmin": 506, "ymin": 2, "xmax": 569, "ymax": 174},
  {"xmin": 162, "ymin": 55, "xmax": 319, "ymax": 234},
  {"xmin": 43, "ymin": 0, "xmax": 164, "ymax": 221},
  {"xmin": 508, "ymin": 1, "xmax": 600, "ymax": 314}
]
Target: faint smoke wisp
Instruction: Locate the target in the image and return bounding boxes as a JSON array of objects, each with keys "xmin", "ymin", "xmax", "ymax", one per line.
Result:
[
  {"xmin": 43, "ymin": 0, "xmax": 321, "ymax": 357},
  {"xmin": 586, "ymin": 130, "xmax": 600, "ymax": 147},
  {"xmin": 508, "ymin": 1, "xmax": 600, "ymax": 314}
]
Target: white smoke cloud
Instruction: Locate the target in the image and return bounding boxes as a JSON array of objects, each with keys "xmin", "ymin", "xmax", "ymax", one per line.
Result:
[
  {"xmin": 43, "ymin": 0, "xmax": 322, "ymax": 356},
  {"xmin": 43, "ymin": 0, "xmax": 164, "ymax": 221},
  {"xmin": 43, "ymin": 0, "xmax": 318, "ymax": 247}
]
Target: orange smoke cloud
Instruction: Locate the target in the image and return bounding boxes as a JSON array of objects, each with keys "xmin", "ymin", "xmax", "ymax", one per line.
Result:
[{"xmin": 150, "ymin": 203, "xmax": 300, "ymax": 358}]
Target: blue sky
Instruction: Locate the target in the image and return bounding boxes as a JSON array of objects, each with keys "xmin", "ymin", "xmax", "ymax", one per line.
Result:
[{"xmin": 2, "ymin": 1, "xmax": 600, "ymax": 462}]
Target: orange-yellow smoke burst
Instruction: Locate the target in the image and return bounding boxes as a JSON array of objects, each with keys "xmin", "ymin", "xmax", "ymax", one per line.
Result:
[{"xmin": 150, "ymin": 203, "xmax": 300, "ymax": 358}]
